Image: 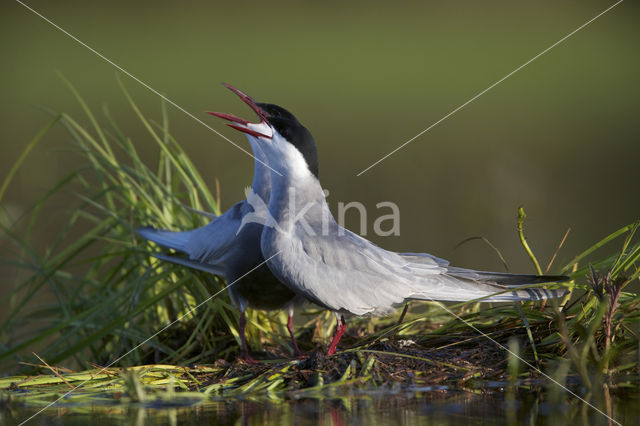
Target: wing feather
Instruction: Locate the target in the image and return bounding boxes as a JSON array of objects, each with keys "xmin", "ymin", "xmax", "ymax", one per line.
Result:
[{"xmin": 266, "ymin": 225, "xmax": 566, "ymax": 316}]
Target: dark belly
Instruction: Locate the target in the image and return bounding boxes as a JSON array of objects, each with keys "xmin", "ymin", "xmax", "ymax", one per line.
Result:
[
  {"xmin": 230, "ymin": 264, "xmax": 298, "ymax": 311},
  {"xmin": 226, "ymin": 224, "xmax": 299, "ymax": 311}
]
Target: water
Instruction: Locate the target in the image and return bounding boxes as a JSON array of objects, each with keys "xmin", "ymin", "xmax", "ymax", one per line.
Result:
[{"xmin": 4, "ymin": 389, "xmax": 638, "ymax": 425}]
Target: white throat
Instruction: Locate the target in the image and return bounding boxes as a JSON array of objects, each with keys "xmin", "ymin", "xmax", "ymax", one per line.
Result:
[
  {"xmin": 261, "ymin": 132, "xmax": 327, "ymax": 223},
  {"xmin": 249, "ymin": 137, "xmax": 271, "ymax": 202}
]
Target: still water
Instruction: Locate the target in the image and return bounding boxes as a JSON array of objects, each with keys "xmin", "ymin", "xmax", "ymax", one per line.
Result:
[{"xmin": 4, "ymin": 389, "xmax": 638, "ymax": 425}]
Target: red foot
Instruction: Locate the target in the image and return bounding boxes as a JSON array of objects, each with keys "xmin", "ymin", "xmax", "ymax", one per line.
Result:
[
  {"xmin": 238, "ymin": 354, "xmax": 259, "ymax": 364},
  {"xmin": 326, "ymin": 315, "xmax": 346, "ymax": 356}
]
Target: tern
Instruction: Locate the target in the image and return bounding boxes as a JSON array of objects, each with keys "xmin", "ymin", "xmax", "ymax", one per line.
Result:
[
  {"xmin": 137, "ymin": 85, "xmax": 305, "ymax": 360},
  {"xmin": 219, "ymin": 86, "xmax": 569, "ymax": 355}
]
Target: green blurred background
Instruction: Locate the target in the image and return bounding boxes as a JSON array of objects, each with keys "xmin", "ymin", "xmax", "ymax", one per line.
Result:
[{"xmin": 1, "ymin": 0, "xmax": 638, "ymax": 283}]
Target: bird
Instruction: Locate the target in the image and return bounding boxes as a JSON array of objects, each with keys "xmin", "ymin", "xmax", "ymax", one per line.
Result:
[
  {"xmin": 219, "ymin": 86, "xmax": 569, "ymax": 355},
  {"xmin": 136, "ymin": 84, "xmax": 305, "ymax": 360}
]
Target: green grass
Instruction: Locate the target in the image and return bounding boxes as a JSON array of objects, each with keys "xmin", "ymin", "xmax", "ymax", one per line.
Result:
[{"xmin": 0, "ymin": 78, "xmax": 638, "ymax": 411}]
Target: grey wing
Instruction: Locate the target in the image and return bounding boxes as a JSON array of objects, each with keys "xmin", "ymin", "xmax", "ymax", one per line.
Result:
[
  {"xmin": 183, "ymin": 201, "xmax": 247, "ymax": 264},
  {"xmin": 399, "ymin": 252, "xmax": 450, "ymax": 266},
  {"xmin": 273, "ymin": 228, "xmax": 449, "ymax": 315},
  {"xmin": 272, "ymin": 228, "xmax": 565, "ymax": 316},
  {"xmin": 138, "ymin": 201, "xmax": 253, "ymax": 280}
]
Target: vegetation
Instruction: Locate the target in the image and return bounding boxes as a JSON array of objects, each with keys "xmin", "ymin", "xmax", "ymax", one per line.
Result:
[{"xmin": 1, "ymin": 79, "xmax": 638, "ymax": 416}]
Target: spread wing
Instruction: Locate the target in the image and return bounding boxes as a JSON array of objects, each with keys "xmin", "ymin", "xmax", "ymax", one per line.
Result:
[
  {"xmin": 183, "ymin": 201, "xmax": 247, "ymax": 264},
  {"xmin": 138, "ymin": 201, "xmax": 250, "ymax": 271}
]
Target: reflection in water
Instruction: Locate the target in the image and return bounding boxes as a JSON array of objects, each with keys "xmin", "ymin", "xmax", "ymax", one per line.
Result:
[{"xmin": 5, "ymin": 389, "xmax": 639, "ymax": 425}]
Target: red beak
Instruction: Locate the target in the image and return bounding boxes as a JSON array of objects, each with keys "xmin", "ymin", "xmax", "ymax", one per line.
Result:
[{"xmin": 206, "ymin": 83, "xmax": 272, "ymax": 139}]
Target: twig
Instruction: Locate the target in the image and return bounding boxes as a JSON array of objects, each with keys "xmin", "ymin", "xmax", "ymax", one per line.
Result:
[
  {"xmin": 454, "ymin": 236, "xmax": 509, "ymax": 272},
  {"xmin": 546, "ymin": 227, "xmax": 571, "ymax": 273},
  {"xmin": 32, "ymin": 352, "xmax": 74, "ymax": 389},
  {"xmin": 87, "ymin": 362, "xmax": 119, "ymax": 378},
  {"xmin": 391, "ymin": 303, "xmax": 410, "ymax": 340},
  {"xmin": 18, "ymin": 362, "xmax": 73, "ymax": 373}
]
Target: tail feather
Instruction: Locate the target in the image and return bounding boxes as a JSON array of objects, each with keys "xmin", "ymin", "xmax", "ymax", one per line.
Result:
[
  {"xmin": 439, "ymin": 267, "xmax": 570, "ymax": 302},
  {"xmin": 479, "ymin": 287, "xmax": 568, "ymax": 302},
  {"xmin": 137, "ymin": 226, "xmax": 191, "ymax": 253},
  {"xmin": 446, "ymin": 266, "xmax": 569, "ymax": 287},
  {"xmin": 409, "ymin": 282, "xmax": 568, "ymax": 303}
]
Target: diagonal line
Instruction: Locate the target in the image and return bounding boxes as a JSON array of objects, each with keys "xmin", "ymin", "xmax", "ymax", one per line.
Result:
[
  {"xmin": 17, "ymin": 250, "xmax": 282, "ymax": 426},
  {"xmin": 356, "ymin": 0, "xmax": 624, "ymax": 176},
  {"xmin": 421, "ymin": 298, "xmax": 621, "ymax": 425},
  {"xmin": 14, "ymin": 0, "xmax": 282, "ymax": 177}
]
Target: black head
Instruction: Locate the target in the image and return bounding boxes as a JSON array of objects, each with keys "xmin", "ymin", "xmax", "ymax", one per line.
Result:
[
  {"xmin": 207, "ymin": 84, "xmax": 319, "ymax": 178},
  {"xmin": 257, "ymin": 102, "xmax": 319, "ymax": 178}
]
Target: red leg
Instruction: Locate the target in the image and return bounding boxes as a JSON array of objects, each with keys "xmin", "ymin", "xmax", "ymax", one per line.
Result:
[
  {"xmin": 326, "ymin": 315, "xmax": 346, "ymax": 356},
  {"xmin": 287, "ymin": 314, "xmax": 302, "ymax": 357},
  {"xmin": 239, "ymin": 311, "xmax": 257, "ymax": 363}
]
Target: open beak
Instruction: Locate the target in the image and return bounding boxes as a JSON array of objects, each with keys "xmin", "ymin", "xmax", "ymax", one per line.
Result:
[{"xmin": 207, "ymin": 83, "xmax": 273, "ymax": 139}]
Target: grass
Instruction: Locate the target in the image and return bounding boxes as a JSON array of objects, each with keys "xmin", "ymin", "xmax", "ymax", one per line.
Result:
[{"xmin": 0, "ymin": 78, "xmax": 638, "ymax": 415}]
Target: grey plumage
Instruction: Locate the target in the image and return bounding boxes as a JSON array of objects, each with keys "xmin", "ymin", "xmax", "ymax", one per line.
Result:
[{"xmin": 250, "ymin": 113, "xmax": 568, "ymax": 318}]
